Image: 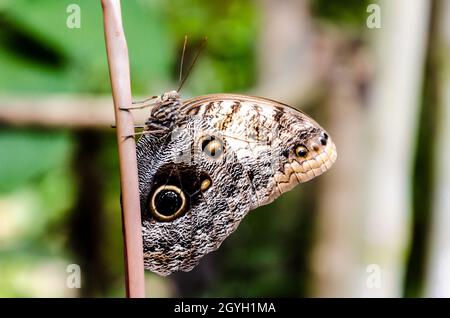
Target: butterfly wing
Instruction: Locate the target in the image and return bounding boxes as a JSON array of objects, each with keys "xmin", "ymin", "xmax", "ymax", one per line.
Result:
[
  {"xmin": 137, "ymin": 94, "xmax": 337, "ymax": 276},
  {"xmin": 181, "ymin": 94, "xmax": 337, "ymax": 204}
]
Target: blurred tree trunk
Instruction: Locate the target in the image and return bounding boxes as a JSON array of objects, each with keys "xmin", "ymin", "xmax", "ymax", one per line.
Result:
[
  {"xmin": 358, "ymin": 0, "xmax": 430, "ymax": 297},
  {"xmin": 425, "ymin": 0, "xmax": 450, "ymax": 297},
  {"xmin": 257, "ymin": 0, "xmax": 338, "ymax": 296},
  {"xmin": 309, "ymin": 40, "xmax": 369, "ymax": 297},
  {"xmin": 311, "ymin": 0, "xmax": 431, "ymax": 298},
  {"xmin": 256, "ymin": 0, "xmax": 333, "ymax": 105},
  {"xmin": 258, "ymin": 0, "xmax": 432, "ymax": 297}
]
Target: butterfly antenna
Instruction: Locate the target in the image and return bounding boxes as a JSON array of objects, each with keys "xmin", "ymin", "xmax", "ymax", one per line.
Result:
[
  {"xmin": 177, "ymin": 36, "xmax": 207, "ymax": 93},
  {"xmin": 178, "ymin": 35, "xmax": 188, "ymax": 84}
]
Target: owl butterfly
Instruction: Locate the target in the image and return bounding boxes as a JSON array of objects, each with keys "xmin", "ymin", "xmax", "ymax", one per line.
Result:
[{"xmin": 126, "ymin": 41, "xmax": 337, "ymax": 276}]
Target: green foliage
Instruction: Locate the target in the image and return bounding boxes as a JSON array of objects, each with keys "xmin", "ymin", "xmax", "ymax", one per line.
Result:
[
  {"xmin": 0, "ymin": 130, "xmax": 72, "ymax": 193},
  {"xmin": 0, "ymin": 0, "xmax": 172, "ymax": 94},
  {"xmin": 163, "ymin": 0, "xmax": 258, "ymax": 94},
  {"xmin": 312, "ymin": 0, "xmax": 371, "ymax": 27}
]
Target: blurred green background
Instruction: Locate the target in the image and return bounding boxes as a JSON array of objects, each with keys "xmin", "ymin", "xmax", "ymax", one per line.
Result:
[{"xmin": 1, "ymin": 0, "xmax": 449, "ymax": 297}]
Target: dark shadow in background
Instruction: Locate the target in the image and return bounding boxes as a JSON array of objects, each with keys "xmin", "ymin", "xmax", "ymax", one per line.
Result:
[
  {"xmin": 405, "ymin": 0, "xmax": 438, "ymax": 297},
  {"xmin": 69, "ymin": 131, "xmax": 111, "ymax": 297},
  {"xmin": 0, "ymin": 13, "xmax": 67, "ymax": 68}
]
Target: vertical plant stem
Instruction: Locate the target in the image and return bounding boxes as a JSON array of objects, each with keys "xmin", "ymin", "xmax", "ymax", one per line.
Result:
[{"xmin": 101, "ymin": 0, "xmax": 145, "ymax": 298}]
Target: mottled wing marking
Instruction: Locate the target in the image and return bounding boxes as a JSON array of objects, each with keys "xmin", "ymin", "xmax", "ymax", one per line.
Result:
[{"xmin": 181, "ymin": 94, "xmax": 311, "ymax": 206}]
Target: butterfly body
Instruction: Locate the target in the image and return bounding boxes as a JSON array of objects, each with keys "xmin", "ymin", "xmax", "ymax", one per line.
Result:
[{"xmin": 136, "ymin": 92, "xmax": 336, "ymax": 276}]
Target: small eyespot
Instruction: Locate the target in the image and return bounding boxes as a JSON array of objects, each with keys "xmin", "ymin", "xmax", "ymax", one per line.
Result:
[
  {"xmin": 150, "ymin": 185, "xmax": 186, "ymax": 222},
  {"xmin": 311, "ymin": 142, "xmax": 320, "ymax": 152},
  {"xmin": 295, "ymin": 145, "xmax": 308, "ymax": 157},
  {"xmin": 201, "ymin": 136, "xmax": 224, "ymax": 159},
  {"xmin": 320, "ymin": 132, "xmax": 328, "ymax": 146},
  {"xmin": 200, "ymin": 178, "xmax": 212, "ymax": 191}
]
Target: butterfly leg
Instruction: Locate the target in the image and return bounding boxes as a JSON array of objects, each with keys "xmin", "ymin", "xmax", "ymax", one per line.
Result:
[
  {"xmin": 132, "ymin": 96, "xmax": 158, "ymax": 104},
  {"xmin": 119, "ymin": 96, "xmax": 159, "ymax": 111},
  {"xmin": 122, "ymin": 129, "xmax": 166, "ymax": 140},
  {"xmin": 117, "ymin": 122, "xmax": 165, "ymax": 130},
  {"xmin": 111, "ymin": 124, "xmax": 145, "ymax": 129},
  {"xmin": 145, "ymin": 122, "xmax": 169, "ymax": 131}
]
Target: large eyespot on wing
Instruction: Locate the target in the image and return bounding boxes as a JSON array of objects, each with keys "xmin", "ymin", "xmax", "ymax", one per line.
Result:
[
  {"xmin": 145, "ymin": 163, "xmax": 215, "ymax": 224},
  {"xmin": 140, "ymin": 156, "xmax": 236, "ymax": 275},
  {"xmin": 149, "ymin": 185, "xmax": 186, "ymax": 222},
  {"xmin": 140, "ymin": 163, "xmax": 196, "ymax": 274}
]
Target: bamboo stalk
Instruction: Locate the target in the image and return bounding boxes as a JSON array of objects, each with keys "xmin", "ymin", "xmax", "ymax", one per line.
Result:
[{"xmin": 101, "ymin": 0, "xmax": 145, "ymax": 297}]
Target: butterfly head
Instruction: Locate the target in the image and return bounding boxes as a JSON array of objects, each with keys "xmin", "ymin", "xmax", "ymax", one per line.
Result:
[
  {"xmin": 161, "ymin": 90, "xmax": 180, "ymax": 103},
  {"xmin": 148, "ymin": 91, "xmax": 182, "ymax": 126}
]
